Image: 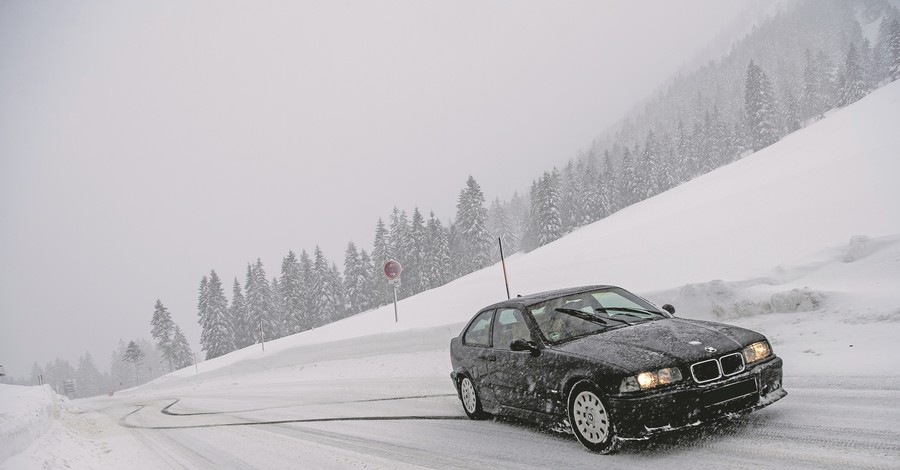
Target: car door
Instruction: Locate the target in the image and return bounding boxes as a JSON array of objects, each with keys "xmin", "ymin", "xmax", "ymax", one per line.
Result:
[
  {"xmin": 461, "ymin": 309, "xmax": 498, "ymax": 403},
  {"xmin": 488, "ymin": 308, "xmax": 545, "ymax": 412}
]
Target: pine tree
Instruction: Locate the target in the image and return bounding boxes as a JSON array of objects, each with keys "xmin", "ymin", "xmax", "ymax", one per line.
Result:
[
  {"xmin": 710, "ymin": 106, "xmax": 730, "ymax": 168},
  {"xmin": 424, "ymin": 212, "xmax": 452, "ymax": 288},
  {"xmin": 123, "ymin": 341, "xmax": 144, "ymax": 385},
  {"xmin": 170, "ymin": 325, "xmax": 193, "ymax": 369},
  {"xmin": 270, "ymin": 277, "xmax": 286, "ymax": 338},
  {"xmin": 695, "ymin": 111, "xmax": 713, "ymax": 174},
  {"xmin": 343, "ymin": 242, "xmax": 362, "ymax": 314},
  {"xmin": 298, "ymin": 251, "xmax": 315, "ymax": 329},
  {"xmin": 518, "ymin": 182, "xmax": 538, "ymax": 253},
  {"xmin": 229, "ymin": 278, "xmax": 252, "ymax": 349},
  {"xmin": 488, "ymin": 198, "xmax": 501, "ymax": 258},
  {"xmin": 357, "ymin": 249, "xmax": 377, "ymax": 311},
  {"xmin": 150, "ymin": 300, "xmax": 176, "ymax": 372},
  {"xmin": 531, "ymin": 171, "xmax": 562, "ymax": 247},
  {"xmin": 371, "ymin": 218, "xmax": 391, "ymax": 306},
  {"xmin": 601, "ymin": 149, "xmax": 619, "ymax": 215},
  {"xmin": 778, "ymin": 83, "xmax": 801, "ymax": 134},
  {"xmin": 641, "ymin": 130, "xmax": 664, "ymax": 198},
  {"xmin": 406, "ymin": 208, "xmax": 428, "ymax": 295},
  {"xmin": 454, "ymin": 176, "xmax": 492, "ymax": 275},
  {"xmin": 839, "ymin": 42, "xmax": 868, "ymax": 107},
  {"xmin": 889, "ymin": 19, "xmax": 900, "ymax": 81},
  {"xmin": 199, "ymin": 271, "xmax": 234, "ymax": 359},
  {"xmin": 372, "ymin": 218, "xmax": 390, "ymax": 264},
  {"xmin": 197, "ymin": 275, "xmax": 209, "ymax": 331},
  {"xmin": 802, "ymin": 49, "xmax": 825, "ymax": 121},
  {"xmin": 110, "ymin": 341, "xmax": 133, "ymax": 390},
  {"xmin": 860, "ymin": 38, "xmax": 875, "ymax": 89},
  {"xmin": 506, "ymin": 192, "xmax": 528, "ymax": 254},
  {"xmin": 558, "ymin": 162, "xmax": 579, "ymax": 232},
  {"xmin": 280, "ymin": 251, "xmax": 305, "ymax": 335},
  {"xmin": 620, "ymin": 146, "xmax": 638, "ymax": 206},
  {"xmin": 577, "ymin": 155, "xmax": 600, "ymax": 224},
  {"xmin": 744, "ymin": 59, "xmax": 780, "ymax": 151},
  {"xmin": 817, "ymin": 50, "xmax": 839, "ymax": 109},
  {"xmin": 488, "ymin": 198, "xmax": 513, "ymax": 262},
  {"xmin": 246, "ymin": 259, "xmax": 279, "ymax": 344},
  {"xmin": 389, "ymin": 207, "xmax": 408, "ymax": 264},
  {"xmin": 673, "ymin": 119, "xmax": 691, "ymax": 183},
  {"xmin": 874, "ymin": 20, "xmax": 892, "ymax": 84},
  {"xmin": 330, "ymin": 261, "xmax": 347, "ymax": 319},
  {"xmin": 76, "ymin": 352, "xmax": 101, "ymax": 398},
  {"xmin": 311, "ymin": 246, "xmax": 335, "ymax": 325}
]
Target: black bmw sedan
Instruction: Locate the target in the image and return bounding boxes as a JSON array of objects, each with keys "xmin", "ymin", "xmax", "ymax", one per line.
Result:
[{"xmin": 449, "ymin": 285, "xmax": 786, "ymax": 453}]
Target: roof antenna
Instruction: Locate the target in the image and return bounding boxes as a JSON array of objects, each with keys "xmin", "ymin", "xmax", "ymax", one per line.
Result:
[{"xmin": 499, "ymin": 237, "xmax": 511, "ymax": 300}]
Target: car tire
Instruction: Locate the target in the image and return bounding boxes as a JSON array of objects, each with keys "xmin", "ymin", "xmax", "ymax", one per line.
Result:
[
  {"xmin": 458, "ymin": 376, "xmax": 489, "ymax": 420},
  {"xmin": 567, "ymin": 381, "xmax": 619, "ymax": 453}
]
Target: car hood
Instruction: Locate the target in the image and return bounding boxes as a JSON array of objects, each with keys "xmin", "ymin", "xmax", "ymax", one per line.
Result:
[{"xmin": 551, "ymin": 318, "xmax": 766, "ymax": 373}]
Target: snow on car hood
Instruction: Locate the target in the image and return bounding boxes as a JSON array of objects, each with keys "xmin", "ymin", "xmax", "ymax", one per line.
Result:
[{"xmin": 551, "ymin": 318, "xmax": 766, "ymax": 373}]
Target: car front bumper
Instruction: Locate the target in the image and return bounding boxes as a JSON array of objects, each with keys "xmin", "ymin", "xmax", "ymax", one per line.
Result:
[{"xmin": 607, "ymin": 356, "xmax": 785, "ymax": 439}]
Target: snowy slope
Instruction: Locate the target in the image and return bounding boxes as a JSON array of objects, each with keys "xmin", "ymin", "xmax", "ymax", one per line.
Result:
[
  {"xmin": 5, "ymin": 78, "xmax": 900, "ymax": 470},
  {"xmin": 148, "ymin": 79, "xmax": 900, "ymax": 386}
]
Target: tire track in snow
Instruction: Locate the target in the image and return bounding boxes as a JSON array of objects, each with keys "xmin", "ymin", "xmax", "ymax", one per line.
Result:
[
  {"xmin": 119, "ymin": 399, "xmax": 466, "ymax": 431},
  {"xmin": 160, "ymin": 393, "xmax": 458, "ymax": 416}
]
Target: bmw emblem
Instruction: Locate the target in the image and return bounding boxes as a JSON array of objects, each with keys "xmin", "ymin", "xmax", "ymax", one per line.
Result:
[{"xmin": 705, "ymin": 346, "xmax": 717, "ymax": 353}]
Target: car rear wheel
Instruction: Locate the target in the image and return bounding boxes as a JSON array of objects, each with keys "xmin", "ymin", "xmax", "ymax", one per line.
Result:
[
  {"xmin": 459, "ymin": 376, "xmax": 488, "ymax": 420},
  {"xmin": 568, "ymin": 381, "xmax": 618, "ymax": 453}
]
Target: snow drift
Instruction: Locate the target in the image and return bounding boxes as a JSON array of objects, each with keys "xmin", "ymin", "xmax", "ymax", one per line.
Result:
[{"xmin": 0, "ymin": 385, "xmax": 59, "ymax": 464}]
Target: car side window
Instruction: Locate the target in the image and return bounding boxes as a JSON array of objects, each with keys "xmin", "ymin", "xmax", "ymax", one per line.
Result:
[
  {"xmin": 492, "ymin": 308, "xmax": 532, "ymax": 350},
  {"xmin": 463, "ymin": 310, "xmax": 494, "ymax": 347}
]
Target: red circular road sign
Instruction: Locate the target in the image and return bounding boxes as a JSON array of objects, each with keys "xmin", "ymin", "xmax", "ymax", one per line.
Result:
[{"xmin": 383, "ymin": 259, "xmax": 402, "ymax": 279}]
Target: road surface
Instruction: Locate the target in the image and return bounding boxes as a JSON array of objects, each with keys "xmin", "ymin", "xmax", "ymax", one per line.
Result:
[{"xmin": 77, "ymin": 374, "xmax": 900, "ymax": 469}]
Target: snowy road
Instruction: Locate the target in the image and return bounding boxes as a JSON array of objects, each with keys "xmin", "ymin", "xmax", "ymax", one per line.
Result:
[{"xmin": 79, "ymin": 374, "xmax": 900, "ymax": 469}]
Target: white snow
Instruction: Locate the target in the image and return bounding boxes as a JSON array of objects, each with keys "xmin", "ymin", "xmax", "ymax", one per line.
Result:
[
  {"xmin": 0, "ymin": 385, "xmax": 58, "ymax": 463},
  {"xmin": 4, "ymin": 80, "xmax": 900, "ymax": 468}
]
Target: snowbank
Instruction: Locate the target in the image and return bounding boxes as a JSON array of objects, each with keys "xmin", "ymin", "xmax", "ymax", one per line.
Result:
[{"xmin": 0, "ymin": 384, "xmax": 59, "ymax": 464}]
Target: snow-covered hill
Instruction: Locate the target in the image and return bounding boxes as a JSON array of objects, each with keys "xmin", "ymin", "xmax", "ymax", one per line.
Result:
[
  {"xmin": 146, "ymin": 78, "xmax": 900, "ymax": 388},
  {"xmin": 5, "ymin": 77, "xmax": 900, "ymax": 470}
]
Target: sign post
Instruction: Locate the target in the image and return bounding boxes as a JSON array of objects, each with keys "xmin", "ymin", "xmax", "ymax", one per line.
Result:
[
  {"xmin": 499, "ymin": 237, "xmax": 510, "ymax": 300},
  {"xmin": 383, "ymin": 259, "xmax": 403, "ymax": 323},
  {"xmin": 63, "ymin": 378, "xmax": 77, "ymax": 398}
]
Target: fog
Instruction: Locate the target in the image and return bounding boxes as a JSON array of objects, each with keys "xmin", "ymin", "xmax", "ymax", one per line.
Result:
[{"xmin": 0, "ymin": 1, "xmax": 752, "ymax": 377}]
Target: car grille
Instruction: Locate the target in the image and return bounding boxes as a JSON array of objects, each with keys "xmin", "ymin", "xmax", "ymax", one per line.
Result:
[
  {"xmin": 720, "ymin": 353, "xmax": 745, "ymax": 376},
  {"xmin": 690, "ymin": 353, "xmax": 746, "ymax": 384}
]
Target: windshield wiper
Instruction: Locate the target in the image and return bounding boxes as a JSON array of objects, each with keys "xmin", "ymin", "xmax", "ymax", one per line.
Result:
[
  {"xmin": 595, "ymin": 306, "xmax": 664, "ymax": 318},
  {"xmin": 554, "ymin": 308, "xmax": 629, "ymax": 326}
]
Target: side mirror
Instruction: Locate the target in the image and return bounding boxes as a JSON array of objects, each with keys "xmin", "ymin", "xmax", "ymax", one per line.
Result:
[
  {"xmin": 510, "ymin": 339, "xmax": 540, "ymax": 356},
  {"xmin": 662, "ymin": 304, "xmax": 676, "ymax": 315}
]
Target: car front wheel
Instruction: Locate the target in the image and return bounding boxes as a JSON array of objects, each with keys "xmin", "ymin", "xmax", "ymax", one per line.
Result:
[
  {"xmin": 568, "ymin": 381, "xmax": 618, "ymax": 453},
  {"xmin": 459, "ymin": 376, "xmax": 488, "ymax": 420}
]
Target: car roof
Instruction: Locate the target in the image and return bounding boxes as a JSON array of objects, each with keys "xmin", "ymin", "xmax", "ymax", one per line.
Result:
[{"xmin": 479, "ymin": 285, "xmax": 618, "ymax": 311}]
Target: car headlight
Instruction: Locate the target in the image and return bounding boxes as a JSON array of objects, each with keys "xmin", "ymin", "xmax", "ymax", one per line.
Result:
[
  {"xmin": 742, "ymin": 340, "xmax": 772, "ymax": 364},
  {"xmin": 619, "ymin": 367, "xmax": 683, "ymax": 392}
]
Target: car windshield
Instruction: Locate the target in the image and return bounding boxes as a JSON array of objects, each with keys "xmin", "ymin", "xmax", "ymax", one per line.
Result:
[{"xmin": 528, "ymin": 287, "xmax": 665, "ymax": 343}]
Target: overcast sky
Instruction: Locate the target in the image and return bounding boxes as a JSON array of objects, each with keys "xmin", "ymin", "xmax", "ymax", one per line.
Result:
[{"xmin": 0, "ymin": 1, "xmax": 754, "ymax": 377}]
